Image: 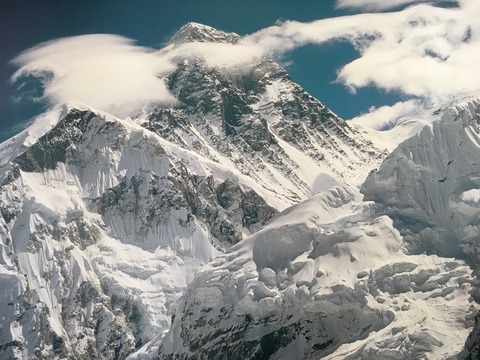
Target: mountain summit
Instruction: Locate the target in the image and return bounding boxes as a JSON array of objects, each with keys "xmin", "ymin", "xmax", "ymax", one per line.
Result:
[{"xmin": 168, "ymin": 22, "xmax": 241, "ymax": 45}]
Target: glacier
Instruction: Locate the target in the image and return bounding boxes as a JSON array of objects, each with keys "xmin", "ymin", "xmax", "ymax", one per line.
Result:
[{"xmin": 159, "ymin": 187, "xmax": 476, "ymax": 359}]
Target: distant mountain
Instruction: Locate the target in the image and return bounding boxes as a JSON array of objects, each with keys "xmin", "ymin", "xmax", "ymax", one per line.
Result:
[{"xmin": 0, "ymin": 22, "xmax": 478, "ymax": 360}]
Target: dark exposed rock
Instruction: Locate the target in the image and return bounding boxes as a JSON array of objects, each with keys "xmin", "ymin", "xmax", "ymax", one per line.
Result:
[
  {"xmin": 463, "ymin": 311, "xmax": 480, "ymax": 360},
  {"xmin": 157, "ymin": 284, "xmax": 393, "ymax": 360},
  {"xmin": 14, "ymin": 108, "xmax": 128, "ymax": 173},
  {"xmin": 93, "ymin": 168, "xmax": 276, "ymax": 250}
]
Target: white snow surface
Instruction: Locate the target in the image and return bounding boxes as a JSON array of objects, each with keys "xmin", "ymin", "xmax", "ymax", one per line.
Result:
[
  {"xmin": 160, "ymin": 184, "xmax": 477, "ymax": 359},
  {"xmin": 362, "ymin": 98, "xmax": 480, "ymax": 258}
]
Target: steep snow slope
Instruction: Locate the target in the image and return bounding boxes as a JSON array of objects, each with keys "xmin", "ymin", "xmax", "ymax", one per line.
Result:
[{"xmin": 362, "ymin": 99, "xmax": 480, "ymax": 262}]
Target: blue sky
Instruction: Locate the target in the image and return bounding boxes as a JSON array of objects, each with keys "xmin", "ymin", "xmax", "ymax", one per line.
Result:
[{"xmin": 1, "ymin": 0, "xmax": 473, "ymax": 141}]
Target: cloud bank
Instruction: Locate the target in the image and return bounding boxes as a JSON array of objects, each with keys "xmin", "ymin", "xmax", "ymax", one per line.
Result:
[{"xmin": 10, "ymin": 0, "xmax": 480, "ymax": 128}]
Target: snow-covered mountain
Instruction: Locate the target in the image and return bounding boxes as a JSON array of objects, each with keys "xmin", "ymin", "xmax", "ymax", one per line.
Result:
[
  {"xmin": 0, "ymin": 23, "xmax": 387, "ymax": 359},
  {"xmin": 157, "ymin": 98, "xmax": 480, "ymax": 359},
  {"xmin": 0, "ymin": 22, "xmax": 479, "ymax": 360}
]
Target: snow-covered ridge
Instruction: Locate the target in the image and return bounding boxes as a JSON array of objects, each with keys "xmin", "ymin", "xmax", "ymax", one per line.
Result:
[
  {"xmin": 362, "ymin": 98, "xmax": 480, "ymax": 260},
  {"xmin": 0, "ymin": 102, "xmax": 110, "ymax": 179}
]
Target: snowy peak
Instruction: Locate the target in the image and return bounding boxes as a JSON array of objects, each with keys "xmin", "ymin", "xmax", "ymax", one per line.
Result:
[
  {"xmin": 155, "ymin": 54, "xmax": 387, "ymax": 197},
  {"xmin": 362, "ymin": 98, "xmax": 480, "ymax": 260},
  {"xmin": 168, "ymin": 22, "xmax": 241, "ymax": 45}
]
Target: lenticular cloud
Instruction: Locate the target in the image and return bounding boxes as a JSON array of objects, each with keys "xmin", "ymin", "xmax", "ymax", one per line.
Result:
[{"xmin": 11, "ymin": 34, "xmax": 177, "ymax": 117}]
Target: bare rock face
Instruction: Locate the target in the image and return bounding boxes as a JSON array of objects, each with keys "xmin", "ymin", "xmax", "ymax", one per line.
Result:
[{"xmin": 463, "ymin": 312, "xmax": 480, "ymax": 359}]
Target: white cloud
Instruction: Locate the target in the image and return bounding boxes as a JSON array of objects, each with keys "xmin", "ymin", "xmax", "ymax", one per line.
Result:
[
  {"xmin": 242, "ymin": 0, "xmax": 480, "ymax": 127},
  {"xmin": 11, "ymin": 34, "xmax": 267, "ymax": 117},
  {"xmin": 335, "ymin": 0, "xmax": 457, "ymax": 11},
  {"xmin": 11, "ymin": 34, "xmax": 178, "ymax": 118},
  {"xmin": 332, "ymin": 4, "xmax": 477, "ymax": 98},
  {"xmin": 164, "ymin": 42, "xmax": 264, "ymax": 68},
  {"xmin": 349, "ymin": 100, "xmax": 423, "ymax": 129},
  {"xmin": 11, "ymin": 0, "xmax": 480, "ymax": 131}
]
